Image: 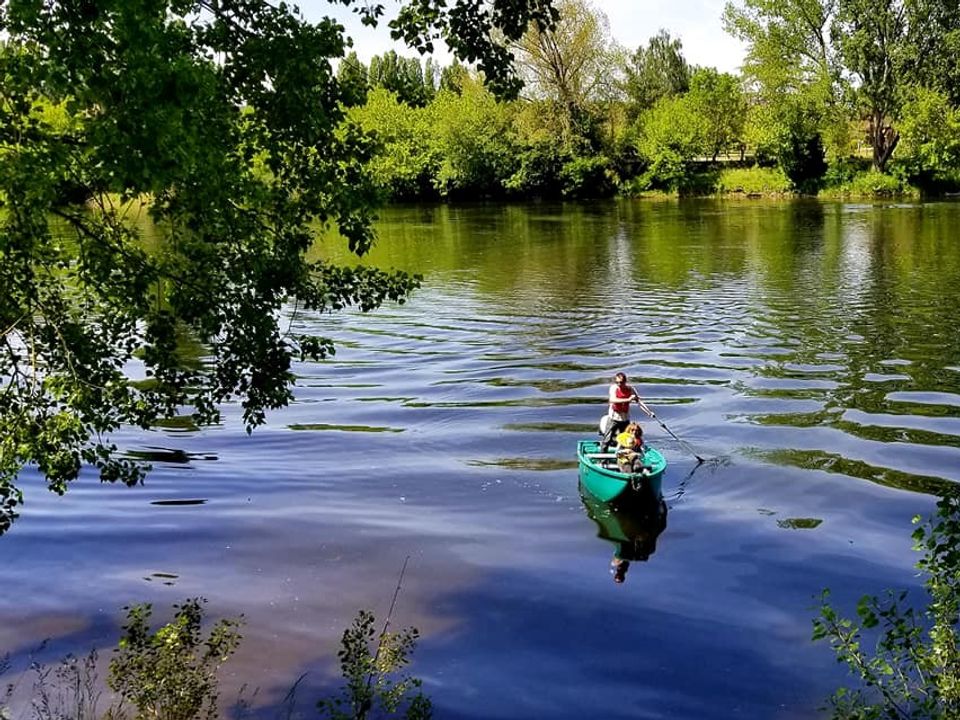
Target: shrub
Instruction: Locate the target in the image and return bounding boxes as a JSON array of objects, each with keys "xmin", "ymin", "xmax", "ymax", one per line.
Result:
[
  {"xmin": 318, "ymin": 610, "xmax": 431, "ymax": 720},
  {"xmin": 559, "ymin": 155, "xmax": 615, "ymax": 198},
  {"xmin": 108, "ymin": 599, "xmax": 243, "ymax": 720},
  {"xmin": 823, "ymin": 171, "xmax": 918, "ymax": 199},
  {"xmin": 813, "ymin": 496, "xmax": 960, "ymax": 719}
]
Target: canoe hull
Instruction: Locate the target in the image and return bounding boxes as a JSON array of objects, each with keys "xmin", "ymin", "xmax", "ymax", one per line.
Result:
[{"xmin": 577, "ymin": 439, "xmax": 666, "ymax": 503}]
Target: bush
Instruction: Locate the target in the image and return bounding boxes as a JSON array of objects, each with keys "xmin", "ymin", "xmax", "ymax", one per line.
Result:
[
  {"xmin": 558, "ymin": 155, "xmax": 615, "ymax": 198},
  {"xmin": 779, "ymin": 128, "xmax": 828, "ymax": 194},
  {"xmin": 503, "ymin": 140, "xmax": 566, "ymax": 198},
  {"xmin": 109, "ymin": 599, "xmax": 243, "ymax": 720},
  {"xmin": 823, "ymin": 171, "xmax": 918, "ymax": 199},
  {"xmin": 318, "ymin": 610, "xmax": 432, "ymax": 720},
  {"xmin": 813, "ymin": 496, "xmax": 960, "ymax": 719}
]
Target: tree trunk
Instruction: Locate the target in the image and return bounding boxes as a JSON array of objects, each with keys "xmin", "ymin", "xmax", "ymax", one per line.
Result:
[{"xmin": 870, "ymin": 110, "xmax": 899, "ymax": 173}]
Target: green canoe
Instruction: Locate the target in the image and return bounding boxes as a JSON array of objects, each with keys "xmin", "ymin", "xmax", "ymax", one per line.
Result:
[{"xmin": 577, "ymin": 439, "xmax": 667, "ymax": 503}]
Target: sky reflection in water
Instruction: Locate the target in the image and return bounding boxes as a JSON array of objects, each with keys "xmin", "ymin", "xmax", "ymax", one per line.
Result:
[{"xmin": 3, "ymin": 199, "xmax": 960, "ymax": 719}]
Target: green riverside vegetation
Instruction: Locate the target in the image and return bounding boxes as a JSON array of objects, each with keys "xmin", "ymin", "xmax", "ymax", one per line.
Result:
[
  {"xmin": 332, "ymin": 0, "xmax": 960, "ymax": 201},
  {"xmin": 814, "ymin": 496, "xmax": 960, "ymax": 719},
  {"xmin": 1, "ymin": 601, "xmax": 430, "ymax": 720}
]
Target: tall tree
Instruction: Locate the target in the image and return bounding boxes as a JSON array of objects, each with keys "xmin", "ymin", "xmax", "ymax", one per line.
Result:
[
  {"xmin": 686, "ymin": 68, "xmax": 747, "ymax": 160},
  {"xmin": 723, "ymin": 0, "xmax": 846, "ymax": 160},
  {"xmin": 723, "ymin": 0, "xmax": 839, "ymax": 94},
  {"xmin": 369, "ymin": 51, "xmax": 431, "ymax": 106},
  {"xmin": 902, "ymin": 0, "xmax": 960, "ymax": 106},
  {"xmin": 0, "ymin": 0, "xmax": 558, "ymax": 533},
  {"xmin": 338, "ymin": 51, "xmax": 369, "ymax": 106},
  {"xmin": 423, "ymin": 57, "xmax": 438, "ymax": 100},
  {"xmin": 623, "ymin": 29, "xmax": 690, "ymax": 114},
  {"xmin": 439, "ymin": 59, "xmax": 468, "ymax": 94},
  {"xmin": 831, "ymin": 0, "xmax": 908, "ymax": 171},
  {"xmin": 510, "ymin": 0, "xmax": 619, "ymax": 148},
  {"xmin": 726, "ymin": 0, "xmax": 960, "ymax": 173}
]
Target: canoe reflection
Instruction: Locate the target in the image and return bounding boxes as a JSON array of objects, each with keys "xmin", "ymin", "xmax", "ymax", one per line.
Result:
[{"xmin": 579, "ymin": 483, "xmax": 668, "ymax": 585}]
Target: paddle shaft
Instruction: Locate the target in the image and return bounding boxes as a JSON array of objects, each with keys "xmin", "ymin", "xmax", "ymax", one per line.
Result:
[{"xmin": 636, "ymin": 401, "xmax": 704, "ymax": 464}]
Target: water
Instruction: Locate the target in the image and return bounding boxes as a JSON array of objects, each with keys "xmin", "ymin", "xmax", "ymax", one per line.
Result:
[{"xmin": 3, "ymin": 199, "xmax": 960, "ymax": 719}]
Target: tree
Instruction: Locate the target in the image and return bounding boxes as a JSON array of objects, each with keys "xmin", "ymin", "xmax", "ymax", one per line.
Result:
[
  {"xmin": 431, "ymin": 78, "xmax": 517, "ymax": 197},
  {"xmin": 634, "ymin": 95, "xmax": 707, "ymax": 192},
  {"xmin": 369, "ymin": 51, "xmax": 432, "ymax": 107},
  {"xmin": 0, "ymin": 0, "xmax": 558, "ymax": 533},
  {"xmin": 423, "ymin": 57, "xmax": 437, "ymax": 101},
  {"xmin": 776, "ymin": 102, "xmax": 829, "ymax": 193},
  {"xmin": 726, "ymin": 0, "xmax": 960, "ymax": 174},
  {"xmin": 510, "ymin": 0, "xmax": 619, "ymax": 149},
  {"xmin": 686, "ymin": 68, "xmax": 747, "ymax": 160},
  {"xmin": 338, "ymin": 51, "xmax": 369, "ymax": 107},
  {"xmin": 623, "ymin": 29, "xmax": 690, "ymax": 115},
  {"xmin": 898, "ymin": 87, "xmax": 960, "ymax": 189},
  {"xmin": 831, "ymin": 0, "xmax": 908, "ymax": 172},
  {"xmin": 438, "ymin": 59, "xmax": 469, "ymax": 94},
  {"xmin": 724, "ymin": 0, "xmax": 839, "ymax": 94},
  {"xmin": 901, "ymin": 0, "xmax": 960, "ymax": 107},
  {"xmin": 109, "ymin": 599, "xmax": 242, "ymax": 720},
  {"xmin": 723, "ymin": 0, "xmax": 848, "ymax": 162},
  {"xmin": 350, "ymin": 88, "xmax": 441, "ymax": 199}
]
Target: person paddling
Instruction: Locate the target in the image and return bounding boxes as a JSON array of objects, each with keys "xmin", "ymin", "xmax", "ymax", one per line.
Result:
[{"xmin": 600, "ymin": 372, "xmax": 653, "ymax": 453}]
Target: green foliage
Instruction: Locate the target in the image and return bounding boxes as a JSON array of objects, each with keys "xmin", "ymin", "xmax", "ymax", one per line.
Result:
[
  {"xmin": 558, "ymin": 155, "xmax": 615, "ymax": 198},
  {"xmin": 0, "ymin": 0, "xmax": 559, "ymax": 531},
  {"xmin": 902, "ymin": 0, "xmax": 960, "ymax": 107},
  {"xmin": 431, "ymin": 81, "xmax": 515, "ymax": 197},
  {"xmin": 723, "ymin": 0, "xmax": 838, "ymax": 94},
  {"xmin": 716, "ymin": 166, "xmax": 791, "ymax": 194},
  {"xmin": 623, "ymin": 29, "xmax": 690, "ymax": 115},
  {"xmin": 898, "ymin": 87, "xmax": 960, "ymax": 191},
  {"xmin": 813, "ymin": 496, "xmax": 960, "ymax": 719},
  {"xmin": 634, "ymin": 95, "xmax": 706, "ymax": 192},
  {"xmin": 317, "ymin": 610, "xmax": 431, "ymax": 720},
  {"xmin": 338, "ymin": 52, "xmax": 369, "ymax": 107},
  {"xmin": 776, "ymin": 105, "xmax": 829, "ymax": 194},
  {"xmin": 368, "ymin": 51, "xmax": 432, "ymax": 107},
  {"xmin": 831, "ymin": 0, "xmax": 907, "ymax": 171},
  {"xmin": 823, "ymin": 170, "xmax": 917, "ymax": 198},
  {"xmin": 108, "ymin": 599, "xmax": 242, "ymax": 720},
  {"xmin": 438, "ymin": 60, "xmax": 468, "ymax": 95},
  {"xmin": 686, "ymin": 68, "xmax": 747, "ymax": 161},
  {"xmin": 510, "ymin": 0, "xmax": 618, "ymax": 150},
  {"xmin": 503, "ymin": 138, "xmax": 566, "ymax": 197},
  {"xmin": 350, "ymin": 89, "xmax": 441, "ymax": 199},
  {"xmin": 390, "ymin": 0, "xmax": 559, "ymax": 100}
]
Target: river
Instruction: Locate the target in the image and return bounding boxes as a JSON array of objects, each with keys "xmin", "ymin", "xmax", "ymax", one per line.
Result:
[{"xmin": 3, "ymin": 199, "xmax": 960, "ymax": 719}]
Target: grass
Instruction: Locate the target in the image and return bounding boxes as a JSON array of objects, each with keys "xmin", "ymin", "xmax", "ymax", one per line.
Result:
[
  {"xmin": 716, "ymin": 166, "xmax": 793, "ymax": 196},
  {"xmin": 819, "ymin": 170, "xmax": 920, "ymax": 199}
]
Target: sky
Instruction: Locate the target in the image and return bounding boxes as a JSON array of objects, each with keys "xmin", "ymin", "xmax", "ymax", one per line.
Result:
[{"xmin": 295, "ymin": 0, "xmax": 748, "ymax": 74}]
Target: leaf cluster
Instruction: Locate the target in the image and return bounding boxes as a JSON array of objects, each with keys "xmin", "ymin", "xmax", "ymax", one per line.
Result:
[
  {"xmin": 108, "ymin": 599, "xmax": 243, "ymax": 720},
  {"xmin": 813, "ymin": 496, "xmax": 960, "ymax": 719},
  {"xmin": 317, "ymin": 609, "xmax": 431, "ymax": 720},
  {"xmin": 0, "ymin": 0, "xmax": 560, "ymax": 532}
]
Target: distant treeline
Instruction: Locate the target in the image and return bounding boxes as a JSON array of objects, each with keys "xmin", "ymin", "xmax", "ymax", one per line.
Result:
[{"xmin": 338, "ymin": 0, "xmax": 960, "ymax": 200}]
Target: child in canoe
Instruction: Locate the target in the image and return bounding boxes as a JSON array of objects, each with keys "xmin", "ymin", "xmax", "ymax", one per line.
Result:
[{"xmin": 615, "ymin": 422, "xmax": 649, "ymax": 474}]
